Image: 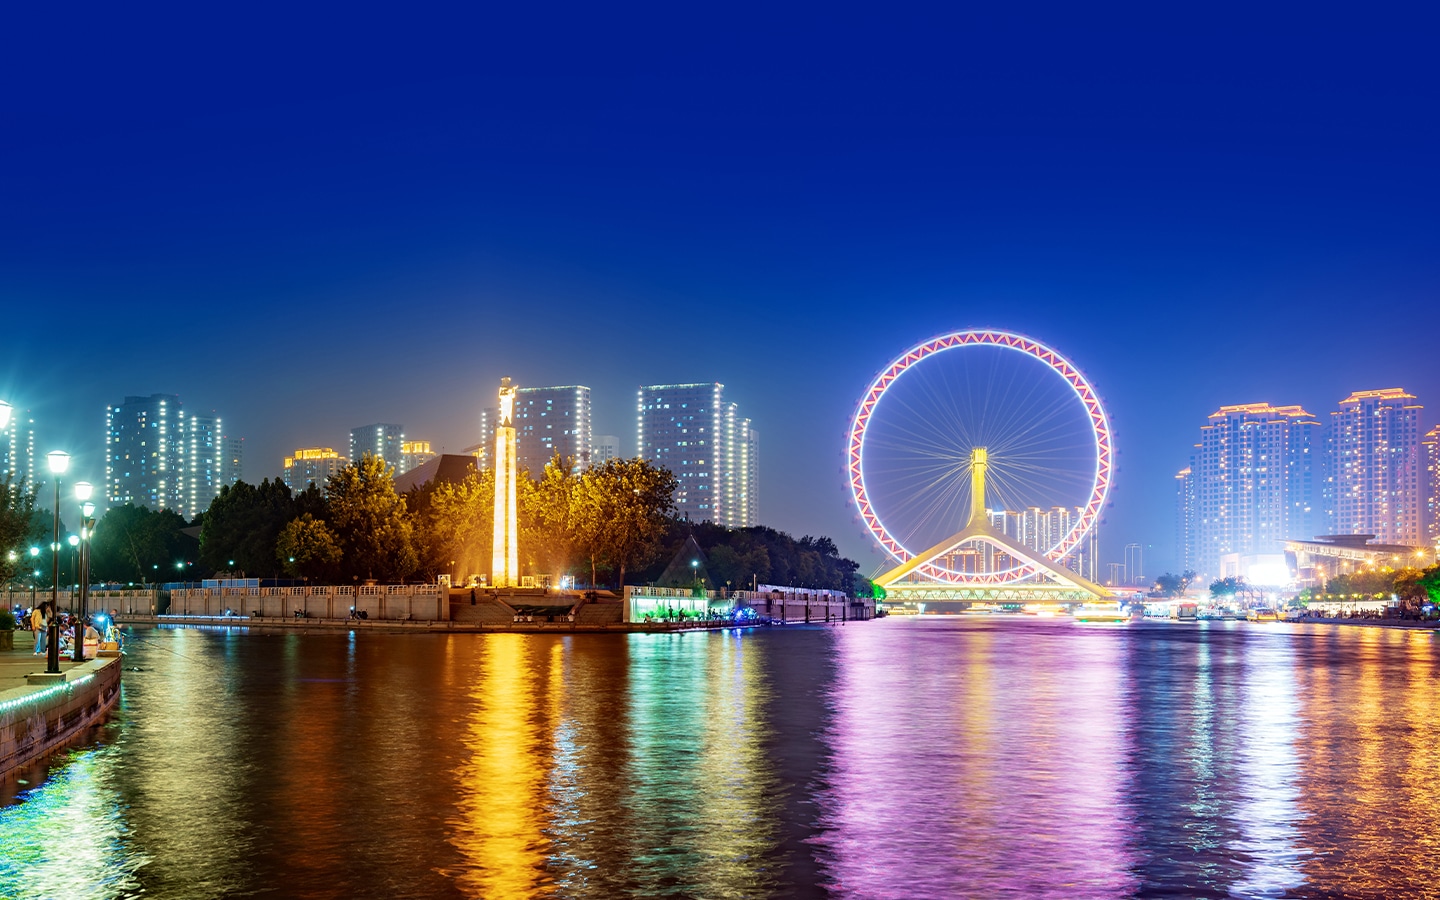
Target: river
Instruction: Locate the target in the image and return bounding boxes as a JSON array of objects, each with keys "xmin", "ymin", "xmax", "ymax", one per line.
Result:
[{"xmin": 1, "ymin": 618, "xmax": 1437, "ymax": 899}]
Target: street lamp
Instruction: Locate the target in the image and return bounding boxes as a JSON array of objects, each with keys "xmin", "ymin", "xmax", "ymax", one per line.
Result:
[
  {"xmin": 73, "ymin": 482, "xmax": 94, "ymax": 662},
  {"xmin": 67, "ymin": 534, "xmax": 79, "ymax": 588},
  {"xmin": 45, "ymin": 450, "xmax": 69, "ymax": 674}
]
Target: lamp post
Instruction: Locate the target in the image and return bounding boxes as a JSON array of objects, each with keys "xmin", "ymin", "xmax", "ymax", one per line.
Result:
[
  {"xmin": 73, "ymin": 482, "xmax": 94, "ymax": 661},
  {"xmin": 67, "ymin": 534, "xmax": 79, "ymax": 588},
  {"xmin": 29, "ymin": 547, "xmax": 39, "ymax": 608},
  {"xmin": 45, "ymin": 450, "xmax": 70, "ymax": 674}
]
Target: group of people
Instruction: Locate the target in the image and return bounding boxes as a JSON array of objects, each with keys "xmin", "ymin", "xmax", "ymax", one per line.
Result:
[{"xmin": 22, "ymin": 602, "xmax": 121, "ymax": 656}]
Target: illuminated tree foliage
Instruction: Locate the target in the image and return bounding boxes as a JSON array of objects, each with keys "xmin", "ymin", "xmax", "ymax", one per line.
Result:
[
  {"xmin": 326, "ymin": 454, "xmax": 417, "ymax": 582},
  {"xmin": 276, "ymin": 513, "xmax": 342, "ymax": 581},
  {"xmin": 522, "ymin": 454, "xmax": 578, "ymax": 577},
  {"xmin": 413, "ymin": 469, "xmax": 493, "ymax": 581},
  {"xmin": 571, "ymin": 457, "xmax": 678, "ymax": 589}
]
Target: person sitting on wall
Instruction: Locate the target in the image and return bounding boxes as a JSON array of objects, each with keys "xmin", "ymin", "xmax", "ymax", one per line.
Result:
[{"xmin": 83, "ymin": 618, "xmax": 101, "ymax": 656}]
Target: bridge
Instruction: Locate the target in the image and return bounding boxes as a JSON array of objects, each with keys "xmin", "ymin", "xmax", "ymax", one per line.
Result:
[{"xmin": 874, "ymin": 448, "xmax": 1109, "ymax": 607}]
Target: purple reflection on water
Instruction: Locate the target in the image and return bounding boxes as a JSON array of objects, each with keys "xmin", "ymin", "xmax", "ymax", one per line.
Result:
[{"xmin": 812, "ymin": 618, "xmax": 1137, "ymax": 898}]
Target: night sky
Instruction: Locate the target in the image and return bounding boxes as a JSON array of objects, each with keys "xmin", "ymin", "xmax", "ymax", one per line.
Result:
[{"xmin": 2, "ymin": 5, "xmax": 1435, "ymax": 576}]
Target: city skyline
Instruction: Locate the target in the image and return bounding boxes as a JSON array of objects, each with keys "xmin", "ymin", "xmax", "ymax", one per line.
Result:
[
  {"xmin": 2, "ymin": 6, "xmax": 1436, "ymax": 576},
  {"xmin": 3, "ymin": 374, "xmax": 1432, "ymax": 582}
]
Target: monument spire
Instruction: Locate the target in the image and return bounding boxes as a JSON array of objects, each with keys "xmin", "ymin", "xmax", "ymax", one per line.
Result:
[{"xmin": 491, "ymin": 377, "xmax": 520, "ymax": 587}]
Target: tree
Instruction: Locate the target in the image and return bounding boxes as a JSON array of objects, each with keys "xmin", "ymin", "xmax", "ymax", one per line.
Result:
[
  {"xmin": 89, "ymin": 504, "xmax": 192, "ymax": 583},
  {"xmin": 522, "ymin": 454, "xmax": 578, "ymax": 578},
  {"xmin": 198, "ymin": 479, "xmax": 301, "ymax": 576},
  {"xmin": 1209, "ymin": 576, "xmax": 1244, "ymax": 600},
  {"xmin": 1154, "ymin": 573, "xmax": 1184, "ymax": 597},
  {"xmin": 326, "ymin": 454, "xmax": 416, "ymax": 582},
  {"xmin": 0, "ymin": 474, "xmax": 39, "ymax": 584},
  {"xmin": 572, "ymin": 458, "xmax": 677, "ymax": 588},
  {"xmin": 414, "ymin": 469, "xmax": 493, "ymax": 582},
  {"xmin": 276, "ymin": 514, "xmax": 342, "ymax": 581}
]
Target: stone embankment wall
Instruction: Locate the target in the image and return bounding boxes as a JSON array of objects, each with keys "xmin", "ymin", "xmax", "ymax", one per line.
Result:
[
  {"xmin": 0, "ymin": 657, "xmax": 122, "ymax": 780},
  {"xmin": 168, "ymin": 584, "xmax": 447, "ymax": 621}
]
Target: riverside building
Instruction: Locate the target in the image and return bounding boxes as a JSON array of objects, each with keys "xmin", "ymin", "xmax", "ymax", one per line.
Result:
[
  {"xmin": 1326, "ymin": 388, "xmax": 1425, "ymax": 545},
  {"xmin": 1180, "ymin": 402, "xmax": 1320, "ymax": 580},
  {"xmin": 638, "ymin": 383, "xmax": 756, "ymax": 528},
  {"xmin": 1426, "ymin": 425, "xmax": 1440, "ymax": 548}
]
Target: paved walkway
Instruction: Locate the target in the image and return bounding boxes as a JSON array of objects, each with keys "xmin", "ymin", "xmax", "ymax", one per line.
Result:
[{"xmin": 0, "ymin": 630, "xmax": 92, "ymax": 690}]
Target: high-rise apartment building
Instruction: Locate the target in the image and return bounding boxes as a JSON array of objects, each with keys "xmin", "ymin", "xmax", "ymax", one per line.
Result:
[
  {"xmin": 474, "ymin": 407, "xmax": 497, "ymax": 469},
  {"xmin": 2, "ymin": 407, "xmax": 35, "ymax": 486},
  {"xmin": 1327, "ymin": 389, "xmax": 1424, "ymax": 545},
  {"xmin": 107, "ymin": 394, "xmax": 184, "ymax": 513},
  {"xmin": 283, "ymin": 448, "xmax": 346, "ymax": 492},
  {"xmin": 180, "ymin": 412, "xmax": 223, "ymax": 518},
  {"xmin": 221, "ymin": 436, "xmax": 244, "ymax": 487},
  {"xmin": 1185, "ymin": 402, "xmax": 1320, "ymax": 579},
  {"xmin": 638, "ymin": 383, "xmax": 756, "ymax": 527},
  {"xmin": 350, "ymin": 424, "xmax": 404, "ymax": 473},
  {"xmin": 515, "ymin": 385, "xmax": 591, "ymax": 474},
  {"xmin": 1425, "ymin": 425, "xmax": 1439, "ymax": 548},
  {"xmin": 106, "ymin": 395, "xmax": 239, "ymax": 517},
  {"xmin": 400, "ymin": 440, "xmax": 436, "ymax": 475},
  {"xmin": 1175, "ymin": 464, "xmax": 1197, "ymax": 573},
  {"xmin": 592, "ymin": 435, "xmax": 621, "ymax": 466}
]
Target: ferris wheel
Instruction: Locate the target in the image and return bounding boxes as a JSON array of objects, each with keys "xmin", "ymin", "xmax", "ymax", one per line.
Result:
[{"xmin": 848, "ymin": 329, "xmax": 1112, "ymax": 585}]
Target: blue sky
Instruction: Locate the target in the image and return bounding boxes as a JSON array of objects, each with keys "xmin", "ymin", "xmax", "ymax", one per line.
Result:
[{"xmin": 2, "ymin": 3, "xmax": 1436, "ymax": 575}]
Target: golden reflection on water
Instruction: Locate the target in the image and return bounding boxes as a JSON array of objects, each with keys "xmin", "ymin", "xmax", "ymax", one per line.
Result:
[
  {"xmin": 1291, "ymin": 626, "xmax": 1440, "ymax": 892},
  {"xmin": 446, "ymin": 636, "xmax": 560, "ymax": 898}
]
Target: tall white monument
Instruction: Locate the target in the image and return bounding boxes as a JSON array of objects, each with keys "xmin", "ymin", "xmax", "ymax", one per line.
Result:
[{"xmin": 491, "ymin": 377, "xmax": 520, "ymax": 587}]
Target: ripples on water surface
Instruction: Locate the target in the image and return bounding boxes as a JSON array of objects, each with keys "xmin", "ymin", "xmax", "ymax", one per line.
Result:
[{"xmin": 1, "ymin": 618, "xmax": 1438, "ymax": 898}]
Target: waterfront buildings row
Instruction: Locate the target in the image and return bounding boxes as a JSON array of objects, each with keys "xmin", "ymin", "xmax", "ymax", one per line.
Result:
[
  {"xmin": 284, "ymin": 381, "xmax": 761, "ymax": 530},
  {"xmin": 106, "ymin": 394, "xmax": 243, "ymax": 519},
  {"xmin": 475, "ymin": 382, "xmax": 758, "ymax": 527},
  {"xmin": 1176, "ymin": 388, "xmax": 1434, "ymax": 581}
]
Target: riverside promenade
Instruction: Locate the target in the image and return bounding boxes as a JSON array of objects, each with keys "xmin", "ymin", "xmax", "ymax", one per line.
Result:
[{"xmin": 0, "ymin": 631, "xmax": 123, "ymax": 783}]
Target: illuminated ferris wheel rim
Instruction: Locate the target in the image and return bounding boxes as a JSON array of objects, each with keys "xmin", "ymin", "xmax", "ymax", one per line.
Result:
[{"xmin": 847, "ymin": 329, "xmax": 1113, "ymax": 584}]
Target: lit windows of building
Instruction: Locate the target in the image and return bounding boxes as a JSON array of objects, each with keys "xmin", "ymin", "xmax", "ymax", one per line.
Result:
[
  {"xmin": 180, "ymin": 412, "xmax": 223, "ymax": 519},
  {"xmin": 1425, "ymin": 425, "xmax": 1440, "ymax": 547},
  {"xmin": 283, "ymin": 448, "xmax": 346, "ymax": 492},
  {"xmin": 400, "ymin": 440, "xmax": 437, "ymax": 475},
  {"xmin": 107, "ymin": 394, "xmax": 185, "ymax": 513},
  {"xmin": 2, "ymin": 407, "xmax": 36, "ymax": 487},
  {"xmin": 350, "ymin": 424, "xmax": 404, "ymax": 473},
  {"xmin": 514, "ymin": 385, "xmax": 591, "ymax": 474},
  {"xmin": 1183, "ymin": 402, "xmax": 1321, "ymax": 580},
  {"xmin": 638, "ymin": 383, "xmax": 756, "ymax": 528},
  {"xmin": 1327, "ymin": 388, "xmax": 1424, "ymax": 546}
]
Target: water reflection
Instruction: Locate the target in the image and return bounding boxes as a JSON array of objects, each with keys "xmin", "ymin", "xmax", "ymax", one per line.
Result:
[{"xmin": 2, "ymin": 620, "xmax": 1439, "ymax": 898}]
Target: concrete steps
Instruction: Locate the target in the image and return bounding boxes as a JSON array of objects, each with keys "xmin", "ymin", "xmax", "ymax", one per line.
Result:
[
  {"xmin": 450, "ymin": 597, "xmax": 517, "ymax": 626},
  {"xmin": 574, "ymin": 601, "xmax": 624, "ymax": 626}
]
